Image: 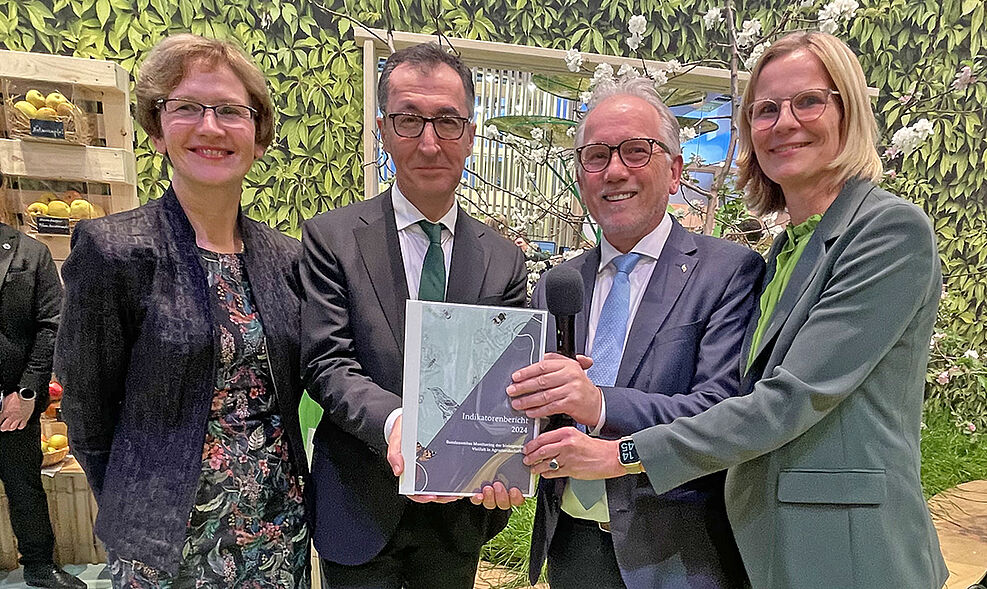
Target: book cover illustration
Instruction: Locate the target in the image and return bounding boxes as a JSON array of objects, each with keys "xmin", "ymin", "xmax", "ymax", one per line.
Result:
[{"xmin": 400, "ymin": 301, "xmax": 547, "ymax": 496}]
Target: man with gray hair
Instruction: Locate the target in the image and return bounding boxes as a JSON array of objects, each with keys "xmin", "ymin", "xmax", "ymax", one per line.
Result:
[{"xmin": 507, "ymin": 76, "xmax": 764, "ymax": 588}]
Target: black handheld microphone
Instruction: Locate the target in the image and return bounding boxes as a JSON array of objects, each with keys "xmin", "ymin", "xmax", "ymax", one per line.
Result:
[{"xmin": 543, "ymin": 265, "xmax": 583, "ymax": 430}]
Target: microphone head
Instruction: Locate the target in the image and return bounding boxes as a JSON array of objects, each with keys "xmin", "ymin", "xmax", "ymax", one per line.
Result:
[{"xmin": 544, "ymin": 265, "xmax": 583, "ymax": 317}]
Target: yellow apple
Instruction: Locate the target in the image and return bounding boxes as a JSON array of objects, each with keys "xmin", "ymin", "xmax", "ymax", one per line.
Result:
[
  {"xmin": 13, "ymin": 100, "xmax": 38, "ymax": 118},
  {"xmin": 34, "ymin": 107, "xmax": 57, "ymax": 120},
  {"xmin": 46, "ymin": 200, "xmax": 70, "ymax": 218},
  {"xmin": 25, "ymin": 89, "xmax": 46, "ymax": 109},
  {"xmin": 70, "ymin": 199, "xmax": 94, "ymax": 219},
  {"xmin": 45, "ymin": 92, "xmax": 68, "ymax": 110},
  {"xmin": 26, "ymin": 202, "xmax": 48, "ymax": 216}
]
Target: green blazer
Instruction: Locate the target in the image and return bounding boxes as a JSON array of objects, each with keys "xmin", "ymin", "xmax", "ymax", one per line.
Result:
[{"xmin": 633, "ymin": 179, "xmax": 948, "ymax": 589}]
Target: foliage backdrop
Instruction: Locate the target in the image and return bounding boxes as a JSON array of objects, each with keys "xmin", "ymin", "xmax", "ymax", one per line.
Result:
[{"xmin": 0, "ymin": 0, "xmax": 983, "ymax": 348}]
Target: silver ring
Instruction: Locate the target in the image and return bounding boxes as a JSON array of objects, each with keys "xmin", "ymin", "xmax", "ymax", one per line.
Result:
[{"xmin": 548, "ymin": 458, "xmax": 560, "ymax": 471}]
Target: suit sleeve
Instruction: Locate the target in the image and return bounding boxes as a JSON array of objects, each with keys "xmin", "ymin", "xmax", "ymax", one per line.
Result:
[
  {"xmin": 600, "ymin": 249, "xmax": 765, "ymax": 437},
  {"xmin": 20, "ymin": 243, "xmax": 62, "ymax": 418},
  {"xmin": 633, "ymin": 203, "xmax": 939, "ymax": 494},
  {"xmin": 55, "ymin": 223, "xmax": 127, "ymax": 499},
  {"xmin": 504, "ymin": 244, "xmax": 528, "ymax": 307},
  {"xmin": 299, "ymin": 221, "xmax": 402, "ymax": 453}
]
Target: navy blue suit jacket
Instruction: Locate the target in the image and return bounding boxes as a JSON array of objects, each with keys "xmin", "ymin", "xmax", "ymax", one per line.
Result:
[{"xmin": 529, "ymin": 219, "xmax": 764, "ymax": 588}]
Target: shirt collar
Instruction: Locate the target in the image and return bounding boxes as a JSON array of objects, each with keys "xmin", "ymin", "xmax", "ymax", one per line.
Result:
[
  {"xmin": 391, "ymin": 183, "xmax": 458, "ymax": 236},
  {"xmin": 598, "ymin": 212, "xmax": 672, "ymax": 272}
]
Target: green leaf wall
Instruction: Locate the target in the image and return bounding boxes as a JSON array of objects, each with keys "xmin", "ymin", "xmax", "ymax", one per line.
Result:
[{"xmin": 2, "ymin": 0, "xmax": 984, "ymax": 345}]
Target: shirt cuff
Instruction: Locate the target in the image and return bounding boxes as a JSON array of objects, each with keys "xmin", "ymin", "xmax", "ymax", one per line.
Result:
[
  {"xmin": 588, "ymin": 388, "xmax": 606, "ymax": 436},
  {"xmin": 384, "ymin": 408, "xmax": 403, "ymax": 441}
]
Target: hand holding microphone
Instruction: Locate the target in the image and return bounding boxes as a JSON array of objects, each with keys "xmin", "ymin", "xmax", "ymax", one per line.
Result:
[{"xmin": 506, "ymin": 266, "xmax": 602, "ymax": 430}]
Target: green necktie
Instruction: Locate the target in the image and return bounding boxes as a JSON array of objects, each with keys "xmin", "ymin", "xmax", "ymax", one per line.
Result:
[{"xmin": 417, "ymin": 220, "xmax": 446, "ymax": 302}]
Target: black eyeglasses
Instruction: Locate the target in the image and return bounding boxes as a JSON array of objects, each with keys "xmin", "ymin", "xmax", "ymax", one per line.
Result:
[
  {"xmin": 746, "ymin": 89, "xmax": 840, "ymax": 131},
  {"xmin": 385, "ymin": 112, "xmax": 470, "ymax": 140},
  {"xmin": 575, "ymin": 138, "xmax": 672, "ymax": 173},
  {"xmin": 156, "ymin": 98, "xmax": 257, "ymax": 124}
]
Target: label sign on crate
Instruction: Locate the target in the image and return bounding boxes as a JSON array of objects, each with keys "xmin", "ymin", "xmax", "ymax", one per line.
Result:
[
  {"xmin": 30, "ymin": 119, "xmax": 66, "ymax": 140},
  {"xmin": 35, "ymin": 216, "xmax": 70, "ymax": 235}
]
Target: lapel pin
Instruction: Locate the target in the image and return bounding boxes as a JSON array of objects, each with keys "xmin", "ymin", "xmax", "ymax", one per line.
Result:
[
  {"xmin": 2, "ymin": 243, "xmax": 10, "ymax": 250},
  {"xmin": 680, "ymin": 264, "xmax": 687, "ymax": 273}
]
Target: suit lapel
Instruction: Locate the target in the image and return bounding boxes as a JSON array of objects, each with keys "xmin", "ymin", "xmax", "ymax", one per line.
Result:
[
  {"xmin": 354, "ymin": 190, "xmax": 409, "ymax": 351},
  {"xmin": 747, "ymin": 178, "xmax": 875, "ymax": 369},
  {"xmin": 446, "ymin": 208, "xmax": 486, "ymax": 304},
  {"xmin": 0, "ymin": 224, "xmax": 18, "ymax": 287},
  {"xmin": 618, "ymin": 221, "xmax": 697, "ymax": 385}
]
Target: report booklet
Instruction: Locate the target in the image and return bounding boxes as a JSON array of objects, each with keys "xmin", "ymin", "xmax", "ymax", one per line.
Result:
[{"xmin": 400, "ymin": 300, "xmax": 546, "ymax": 497}]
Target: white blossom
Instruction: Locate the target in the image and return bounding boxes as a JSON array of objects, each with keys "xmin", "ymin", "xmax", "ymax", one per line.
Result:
[
  {"xmin": 566, "ymin": 126, "xmax": 577, "ymax": 137},
  {"xmin": 817, "ymin": 0, "xmax": 858, "ymax": 34},
  {"xmin": 564, "ymin": 48, "xmax": 583, "ymax": 73},
  {"xmin": 646, "ymin": 66, "xmax": 669, "ymax": 87},
  {"xmin": 591, "ymin": 62, "xmax": 615, "ymax": 88},
  {"xmin": 563, "ymin": 248, "xmax": 583, "ymax": 261},
  {"xmin": 530, "ymin": 127, "xmax": 545, "ymax": 141},
  {"xmin": 744, "ymin": 42, "xmax": 770, "ymax": 70},
  {"xmin": 617, "ymin": 64, "xmax": 640, "ymax": 78},
  {"xmin": 579, "ymin": 91, "xmax": 593, "ymax": 104},
  {"xmin": 818, "ymin": 18, "xmax": 839, "ymax": 35},
  {"xmin": 952, "ymin": 65, "xmax": 976, "ymax": 91},
  {"xmin": 737, "ymin": 19, "xmax": 762, "ymax": 48},
  {"xmin": 936, "ymin": 371, "xmax": 950, "ymax": 385},
  {"xmin": 628, "ymin": 15, "xmax": 647, "ymax": 35},
  {"xmin": 964, "ymin": 349, "xmax": 980, "ymax": 359},
  {"xmin": 525, "ymin": 171, "xmax": 537, "ymax": 183},
  {"xmin": 679, "ymin": 126, "xmax": 698, "ymax": 142},
  {"xmin": 664, "ymin": 59, "xmax": 684, "ymax": 74},
  {"xmin": 531, "ymin": 147, "xmax": 547, "ymax": 162},
  {"xmin": 799, "ymin": 0, "xmax": 817, "ymax": 7},
  {"xmin": 627, "ymin": 14, "xmax": 647, "ymax": 51},
  {"xmin": 484, "ymin": 125, "xmax": 500, "ymax": 139},
  {"xmin": 703, "ymin": 7, "xmax": 723, "ymax": 29},
  {"xmin": 889, "ymin": 118, "xmax": 933, "ymax": 156}
]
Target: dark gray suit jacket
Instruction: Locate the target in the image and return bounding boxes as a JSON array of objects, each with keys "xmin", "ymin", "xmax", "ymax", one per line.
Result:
[
  {"xmin": 529, "ymin": 219, "xmax": 765, "ymax": 588},
  {"xmin": 0, "ymin": 224, "xmax": 61, "ymax": 417},
  {"xmin": 634, "ymin": 179, "xmax": 949, "ymax": 588},
  {"xmin": 300, "ymin": 190, "xmax": 527, "ymax": 565}
]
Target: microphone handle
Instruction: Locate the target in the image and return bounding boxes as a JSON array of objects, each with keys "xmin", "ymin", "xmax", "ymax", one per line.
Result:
[{"xmin": 546, "ymin": 314, "xmax": 577, "ymax": 431}]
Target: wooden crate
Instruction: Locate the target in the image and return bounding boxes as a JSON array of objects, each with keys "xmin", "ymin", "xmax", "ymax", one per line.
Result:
[
  {"xmin": 0, "ymin": 458, "xmax": 106, "ymax": 570},
  {"xmin": 0, "ymin": 49, "xmax": 137, "ymax": 262}
]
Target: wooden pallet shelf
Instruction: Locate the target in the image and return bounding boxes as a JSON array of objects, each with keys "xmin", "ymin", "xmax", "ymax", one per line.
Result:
[{"xmin": 0, "ymin": 50, "xmax": 137, "ymax": 262}]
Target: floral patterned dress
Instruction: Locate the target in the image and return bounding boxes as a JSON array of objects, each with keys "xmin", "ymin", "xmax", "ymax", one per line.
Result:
[{"xmin": 109, "ymin": 250, "xmax": 309, "ymax": 589}]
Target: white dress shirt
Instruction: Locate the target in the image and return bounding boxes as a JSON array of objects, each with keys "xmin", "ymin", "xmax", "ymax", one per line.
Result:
[
  {"xmin": 562, "ymin": 212, "xmax": 672, "ymax": 521},
  {"xmin": 384, "ymin": 184, "xmax": 458, "ymax": 440}
]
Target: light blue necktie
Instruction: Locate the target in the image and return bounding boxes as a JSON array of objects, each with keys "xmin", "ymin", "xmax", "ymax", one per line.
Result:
[{"xmin": 570, "ymin": 252, "xmax": 642, "ymax": 509}]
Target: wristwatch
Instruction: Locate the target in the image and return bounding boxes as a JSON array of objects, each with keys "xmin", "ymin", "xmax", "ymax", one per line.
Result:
[
  {"xmin": 617, "ymin": 436, "xmax": 645, "ymax": 474},
  {"xmin": 16, "ymin": 387, "xmax": 37, "ymax": 401}
]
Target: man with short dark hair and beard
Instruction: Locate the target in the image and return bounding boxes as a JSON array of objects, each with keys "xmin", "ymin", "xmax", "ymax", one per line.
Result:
[{"xmin": 300, "ymin": 43, "xmax": 527, "ymax": 589}]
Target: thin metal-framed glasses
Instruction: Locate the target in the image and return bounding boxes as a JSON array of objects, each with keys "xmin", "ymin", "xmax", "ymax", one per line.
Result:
[
  {"xmin": 575, "ymin": 137, "xmax": 672, "ymax": 173},
  {"xmin": 385, "ymin": 112, "xmax": 470, "ymax": 140},
  {"xmin": 746, "ymin": 89, "xmax": 840, "ymax": 131},
  {"xmin": 156, "ymin": 98, "xmax": 258, "ymax": 124}
]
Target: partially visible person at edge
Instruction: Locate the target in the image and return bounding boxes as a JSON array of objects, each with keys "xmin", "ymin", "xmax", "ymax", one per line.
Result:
[
  {"xmin": 299, "ymin": 43, "xmax": 526, "ymax": 589},
  {"xmin": 55, "ymin": 34, "xmax": 310, "ymax": 588},
  {"xmin": 0, "ymin": 207, "xmax": 84, "ymax": 589},
  {"xmin": 523, "ymin": 31, "xmax": 948, "ymax": 589}
]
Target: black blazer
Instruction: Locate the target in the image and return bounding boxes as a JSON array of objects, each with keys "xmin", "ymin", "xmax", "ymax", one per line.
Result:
[
  {"xmin": 0, "ymin": 224, "xmax": 61, "ymax": 419},
  {"xmin": 55, "ymin": 187, "xmax": 309, "ymax": 575},
  {"xmin": 300, "ymin": 190, "xmax": 528, "ymax": 565}
]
